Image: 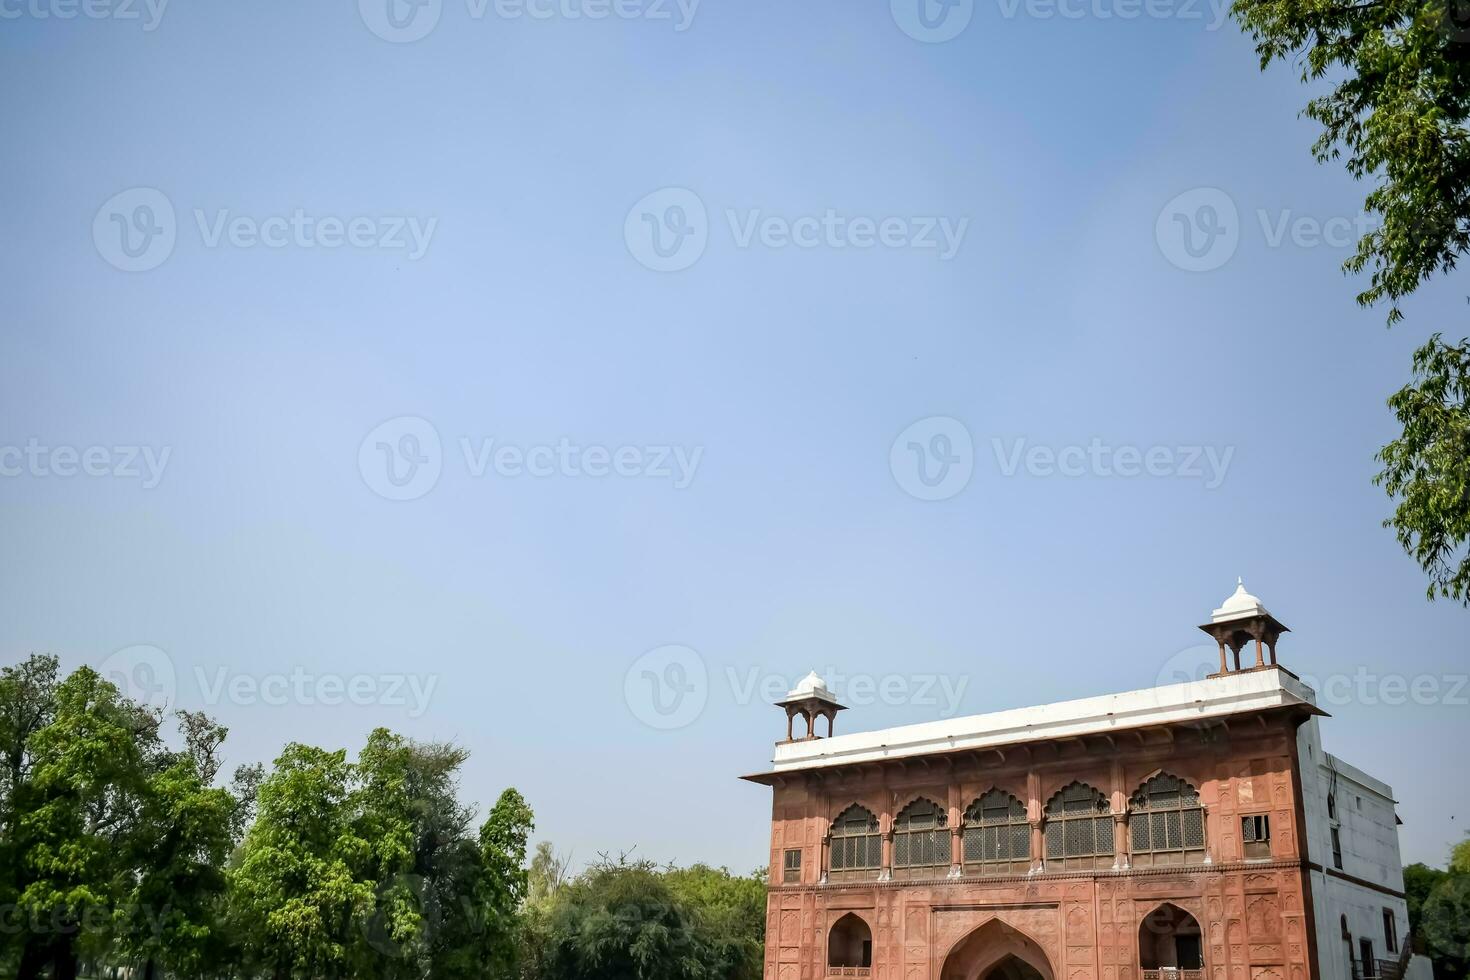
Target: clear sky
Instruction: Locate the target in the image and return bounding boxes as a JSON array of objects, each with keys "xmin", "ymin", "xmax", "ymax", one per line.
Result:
[{"xmin": 1, "ymin": 0, "xmax": 1465, "ymax": 875}]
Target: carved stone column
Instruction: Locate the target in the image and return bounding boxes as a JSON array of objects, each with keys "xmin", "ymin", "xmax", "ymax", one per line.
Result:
[
  {"xmin": 1113, "ymin": 812, "xmax": 1130, "ymax": 870},
  {"xmin": 879, "ymin": 829, "xmax": 893, "ymax": 881}
]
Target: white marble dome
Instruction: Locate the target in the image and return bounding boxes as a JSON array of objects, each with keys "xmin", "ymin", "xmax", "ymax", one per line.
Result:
[
  {"xmin": 785, "ymin": 670, "xmax": 837, "ymax": 703},
  {"xmin": 1211, "ymin": 577, "xmax": 1270, "ymax": 623}
]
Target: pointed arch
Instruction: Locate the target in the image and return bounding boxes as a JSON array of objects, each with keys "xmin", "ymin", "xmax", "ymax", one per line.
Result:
[
  {"xmin": 962, "ymin": 788, "xmax": 1031, "ymax": 873},
  {"xmin": 827, "ymin": 912, "xmax": 873, "ymax": 969},
  {"xmin": 893, "ymin": 797, "xmax": 948, "ymax": 871},
  {"xmin": 939, "ymin": 918, "xmax": 1054, "ymax": 980},
  {"xmin": 1042, "ymin": 781, "xmax": 1113, "ymax": 870},
  {"xmin": 1129, "ymin": 772, "xmax": 1206, "ymax": 867},
  {"xmin": 828, "ymin": 804, "xmax": 881, "ymax": 875},
  {"xmin": 1138, "ymin": 902, "xmax": 1204, "ymax": 972}
]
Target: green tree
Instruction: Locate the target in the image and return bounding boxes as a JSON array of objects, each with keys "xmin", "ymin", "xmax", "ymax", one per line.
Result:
[
  {"xmin": 1449, "ymin": 831, "xmax": 1470, "ymax": 875},
  {"xmin": 1422, "ymin": 874, "xmax": 1470, "ymax": 979},
  {"xmin": 349, "ymin": 729, "xmax": 440, "ymax": 979},
  {"xmin": 1230, "ymin": 0, "xmax": 1470, "ymax": 603},
  {"xmin": 0, "ymin": 654, "xmax": 61, "ymax": 978},
  {"xmin": 1377, "ymin": 337, "xmax": 1470, "ymax": 601},
  {"xmin": 527, "ymin": 841, "xmax": 571, "ymax": 908},
  {"xmin": 477, "ymin": 787, "xmax": 535, "ymax": 977},
  {"xmin": 542, "ymin": 860, "xmax": 713, "ymax": 980},
  {"xmin": 664, "ymin": 864, "xmax": 766, "ymax": 980},
  {"xmin": 113, "ymin": 712, "xmax": 251, "ymax": 980},
  {"xmin": 13, "ymin": 665, "xmax": 159, "ymax": 980},
  {"xmin": 1405, "ymin": 861, "xmax": 1450, "ymax": 950},
  {"xmin": 230, "ymin": 742, "xmax": 374, "ymax": 980}
]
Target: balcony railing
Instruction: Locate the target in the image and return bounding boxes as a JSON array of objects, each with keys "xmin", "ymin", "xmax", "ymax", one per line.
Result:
[
  {"xmin": 1141, "ymin": 971, "xmax": 1203, "ymax": 980},
  {"xmin": 828, "ymin": 968, "xmax": 871, "ymax": 977},
  {"xmin": 1353, "ymin": 959, "xmax": 1407, "ymax": 980}
]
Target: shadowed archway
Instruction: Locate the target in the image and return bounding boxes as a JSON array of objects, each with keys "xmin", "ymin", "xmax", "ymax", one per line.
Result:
[
  {"xmin": 828, "ymin": 912, "xmax": 873, "ymax": 970},
  {"xmin": 981, "ymin": 955, "xmax": 1044, "ymax": 980},
  {"xmin": 940, "ymin": 920, "xmax": 1054, "ymax": 980},
  {"xmin": 1138, "ymin": 903, "xmax": 1204, "ymax": 974}
]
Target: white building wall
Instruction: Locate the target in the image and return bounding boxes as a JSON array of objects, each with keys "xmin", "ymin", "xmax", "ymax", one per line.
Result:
[{"xmin": 1297, "ymin": 719, "xmax": 1430, "ymax": 980}]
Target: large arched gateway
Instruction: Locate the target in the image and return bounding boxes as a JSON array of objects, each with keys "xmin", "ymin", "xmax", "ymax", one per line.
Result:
[{"xmin": 939, "ymin": 920, "xmax": 1052, "ymax": 980}]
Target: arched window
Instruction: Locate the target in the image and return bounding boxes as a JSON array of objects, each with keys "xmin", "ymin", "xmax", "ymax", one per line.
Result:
[
  {"xmin": 1129, "ymin": 773, "xmax": 1205, "ymax": 867},
  {"xmin": 963, "ymin": 789, "xmax": 1031, "ymax": 873},
  {"xmin": 893, "ymin": 798, "xmax": 948, "ymax": 872},
  {"xmin": 1043, "ymin": 782, "xmax": 1114, "ymax": 870},
  {"xmin": 829, "ymin": 805, "xmax": 881, "ymax": 875}
]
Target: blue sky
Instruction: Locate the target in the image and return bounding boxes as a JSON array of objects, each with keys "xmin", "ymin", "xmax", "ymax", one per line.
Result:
[{"xmin": 1, "ymin": 0, "xmax": 1465, "ymax": 873}]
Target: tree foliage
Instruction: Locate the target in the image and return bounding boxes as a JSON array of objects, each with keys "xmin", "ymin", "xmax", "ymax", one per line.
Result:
[
  {"xmin": 1231, "ymin": 0, "xmax": 1470, "ymax": 603},
  {"xmin": 0, "ymin": 657, "xmax": 536, "ymax": 980},
  {"xmin": 522, "ymin": 855, "xmax": 765, "ymax": 980},
  {"xmin": 1376, "ymin": 336, "xmax": 1470, "ymax": 601}
]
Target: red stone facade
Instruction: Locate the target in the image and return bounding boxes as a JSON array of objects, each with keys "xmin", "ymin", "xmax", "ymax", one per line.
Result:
[{"xmin": 751, "ymin": 707, "xmax": 1320, "ymax": 980}]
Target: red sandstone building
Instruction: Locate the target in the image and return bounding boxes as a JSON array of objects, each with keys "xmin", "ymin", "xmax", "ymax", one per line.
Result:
[{"xmin": 742, "ymin": 583, "xmax": 1429, "ymax": 980}]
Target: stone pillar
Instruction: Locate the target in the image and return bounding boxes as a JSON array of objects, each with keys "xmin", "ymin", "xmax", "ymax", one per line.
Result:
[
  {"xmin": 947, "ymin": 790, "xmax": 964, "ymax": 878},
  {"xmin": 1113, "ymin": 812, "xmax": 1129, "ymax": 870},
  {"xmin": 1027, "ymin": 769, "xmax": 1044, "ymax": 873},
  {"xmin": 879, "ymin": 821, "xmax": 893, "ymax": 881},
  {"xmin": 1216, "ymin": 637, "xmax": 1228, "ymax": 674},
  {"xmin": 819, "ymin": 835, "xmax": 830, "ymax": 884}
]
